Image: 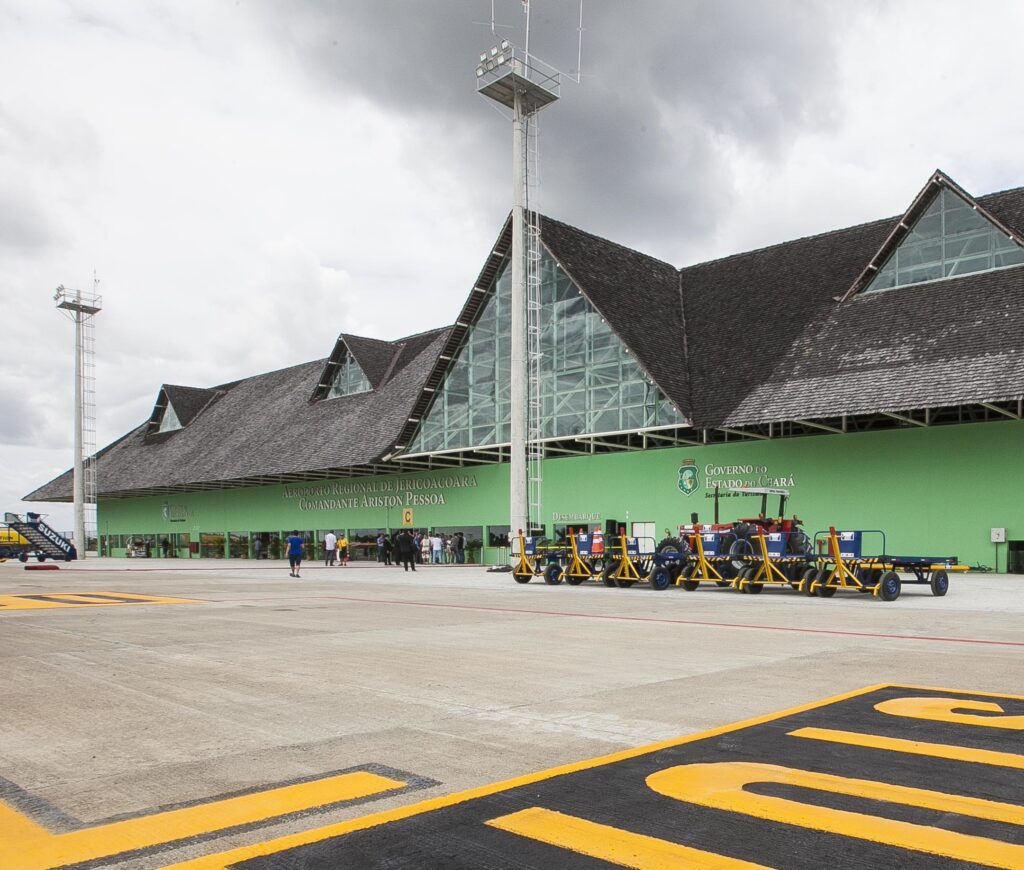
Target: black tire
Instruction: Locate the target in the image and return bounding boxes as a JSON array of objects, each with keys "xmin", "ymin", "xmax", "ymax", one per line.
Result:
[
  {"xmin": 565, "ymin": 574, "xmax": 585, "ymax": 586},
  {"xmin": 801, "ymin": 567, "xmax": 819, "ymax": 596},
  {"xmin": 37, "ymin": 553, "xmax": 46, "ymax": 562},
  {"xmin": 513, "ymin": 572, "xmax": 532, "ymax": 584},
  {"xmin": 601, "ymin": 561, "xmax": 618, "ymax": 587},
  {"xmin": 879, "ymin": 571, "xmax": 901, "ymax": 602},
  {"xmin": 18, "ymin": 552, "xmax": 28, "ymax": 563},
  {"xmin": 747, "ymin": 579, "xmax": 764, "ymax": 594},
  {"xmin": 788, "ymin": 530, "xmax": 812, "ymax": 556},
  {"xmin": 668, "ymin": 563, "xmax": 683, "ymax": 582},
  {"xmin": 544, "ymin": 563, "xmax": 563, "ymax": 585},
  {"xmin": 682, "ymin": 578, "xmax": 700, "ymax": 591},
  {"xmin": 614, "ymin": 578, "xmax": 636, "ymax": 588},
  {"xmin": 930, "ymin": 569, "xmax": 949, "ymax": 597},
  {"xmin": 649, "ymin": 566, "xmax": 671, "ymax": 591},
  {"xmin": 816, "ymin": 568, "xmax": 836, "ymax": 598},
  {"xmin": 729, "ymin": 538, "xmax": 755, "ymax": 572},
  {"xmin": 656, "ymin": 536, "xmax": 687, "ymax": 558}
]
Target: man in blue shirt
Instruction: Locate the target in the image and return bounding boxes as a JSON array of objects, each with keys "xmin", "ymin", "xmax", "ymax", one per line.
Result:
[{"xmin": 286, "ymin": 530, "xmax": 305, "ymax": 578}]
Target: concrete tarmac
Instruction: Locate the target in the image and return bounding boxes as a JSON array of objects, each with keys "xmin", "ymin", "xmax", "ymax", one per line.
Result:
[{"xmin": 1, "ymin": 557, "xmax": 1021, "ymax": 868}]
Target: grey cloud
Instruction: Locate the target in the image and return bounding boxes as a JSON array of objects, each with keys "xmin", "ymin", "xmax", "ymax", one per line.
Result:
[
  {"xmin": 252, "ymin": 0, "xmax": 849, "ymax": 262},
  {"xmin": 0, "ymin": 185, "xmax": 64, "ymax": 253}
]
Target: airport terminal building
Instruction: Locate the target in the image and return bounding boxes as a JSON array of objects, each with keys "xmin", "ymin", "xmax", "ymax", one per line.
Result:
[{"xmin": 27, "ymin": 170, "xmax": 1024, "ymax": 568}]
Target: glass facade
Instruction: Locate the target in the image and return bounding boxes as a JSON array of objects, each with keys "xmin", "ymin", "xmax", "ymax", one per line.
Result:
[
  {"xmin": 328, "ymin": 351, "xmax": 372, "ymax": 398},
  {"xmin": 408, "ymin": 247, "xmax": 682, "ymax": 453},
  {"xmin": 158, "ymin": 404, "xmax": 182, "ymax": 433},
  {"xmin": 866, "ymin": 189, "xmax": 1024, "ymax": 293}
]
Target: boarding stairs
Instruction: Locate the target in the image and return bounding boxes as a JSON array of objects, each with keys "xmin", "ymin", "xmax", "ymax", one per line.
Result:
[{"xmin": 3, "ymin": 512, "xmax": 77, "ymax": 561}]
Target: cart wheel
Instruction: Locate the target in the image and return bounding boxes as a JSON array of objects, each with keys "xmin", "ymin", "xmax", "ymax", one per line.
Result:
[
  {"xmin": 565, "ymin": 574, "xmax": 585, "ymax": 586},
  {"xmin": 682, "ymin": 578, "xmax": 700, "ymax": 591},
  {"xmin": 879, "ymin": 571, "xmax": 901, "ymax": 602},
  {"xmin": 801, "ymin": 567, "xmax": 819, "ymax": 596},
  {"xmin": 601, "ymin": 562, "xmax": 618, "ymax": 587},
  {"xmin": 649, "ymin": 566, "xmax": 671, "ymax": 591},
  {"xmin": 815, "ymin": 569, "xmax": 836, "ymax": 598},
  {"xmin": 18, "ymin": 552, "xmax": 28, "ymax": 563},
  {"xmin": 715, "ymin": 579, "xmax": 731, "ymax": 587},
  {"xmin": 615, "ymin": 578, "xmax": 636, "ymax": 588},
  {"xmin": 37, "ymin": 553, "xmax": 46, "ymax": 562},
  {"xmin": 747, "ymin": 577, "xmax": 764, "ymax": 594},
  {"xmin": 513, "ymin": 572, "xmax": 532, "ymax": 584},
  {"xmin": 544, "ymin": 563, "xmax": 563, "ymax": 585},
  {"xmin": 668, "ymin": 563, "xmax": 683, "ymax": 582},
  {"xmin": 729, "ymin": 538, "xmax": 755, "ymax": 572},
  {"xmin": 930, "ymin": 569, "xmax": 949, "ymax": 597}
]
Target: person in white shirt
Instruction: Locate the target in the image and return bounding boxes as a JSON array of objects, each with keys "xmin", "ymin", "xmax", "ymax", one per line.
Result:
[
  {"xmin": 430, "ymin": 533, "xmax": 443, "ymax": 564},
  {"xmin": 324, "ymin": 530, "xmax": 337, "ymax": 566}
]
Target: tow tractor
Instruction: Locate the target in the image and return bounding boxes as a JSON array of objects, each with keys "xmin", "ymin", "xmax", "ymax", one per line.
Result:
[{"xmin": 673, "ymin": 486, "xmax": 810, "ymax": 583}]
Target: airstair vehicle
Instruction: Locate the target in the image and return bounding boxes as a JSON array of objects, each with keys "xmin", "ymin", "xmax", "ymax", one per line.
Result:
[{"xmin": 3, "ymin": 512, "xmax": 77, "ymax": 562}]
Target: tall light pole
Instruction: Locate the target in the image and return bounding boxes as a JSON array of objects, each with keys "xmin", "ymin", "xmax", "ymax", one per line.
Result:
[
  {"xmin": 476, "ymin": 36, "xmax": 559, "ymax": 537},
  {"xmin": 55, "ymin": 283, "xmax": 102, "ymax": 556}
]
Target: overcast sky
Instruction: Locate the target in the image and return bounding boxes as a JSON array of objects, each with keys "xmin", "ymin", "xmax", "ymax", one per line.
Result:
[{"xmin": 4, "ymin": 0, "xmax": 1024, "ymax": 534}]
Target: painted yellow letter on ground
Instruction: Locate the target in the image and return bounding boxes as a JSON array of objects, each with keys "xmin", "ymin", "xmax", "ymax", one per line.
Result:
[
  {"xmin": 647, "ymin": 762, "xmax": 1024, "ymax": 869},
  {"xmin": 875, "ymin": 697, "xmax": 1024, "ymax": 729}
]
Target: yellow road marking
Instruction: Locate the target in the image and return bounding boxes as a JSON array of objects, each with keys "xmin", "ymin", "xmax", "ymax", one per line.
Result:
[
  {"xmin": 876, "ymin": 696, "xmax": 1024, "ymax": 729},
  {"xmin": 0, "ymin": 770, "xmax": 405, "ymax": 870},
  {"xmin": 164, "ymin": 683, "xmax": 894, "ymax": 869},
  {"xmin": 791, "ymin": 726, "xmax": 1024, "ymax": 769},
  {"xmin": 647, "ymin": 761, "xmax": 1024, "ymax": 869},
  {"xmin": 0, "ymin": 592, "xmax": 198, "ymax": 610},
  {"xmin": 485, "ymin": 807, "xmax": 774, "ymax": 869}
]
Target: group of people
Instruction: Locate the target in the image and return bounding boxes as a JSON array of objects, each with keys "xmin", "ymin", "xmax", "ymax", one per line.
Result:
[
  {"xmin": 375, "ymin": 530, "xmax": 466, "ymax": 568},
  {"xmin": 284, "ymin": 528, "xmax": 466, "ymax": 578},
  {"xmin": 322, "ymin": 530, "xmax": 350, "ymax": 566}
]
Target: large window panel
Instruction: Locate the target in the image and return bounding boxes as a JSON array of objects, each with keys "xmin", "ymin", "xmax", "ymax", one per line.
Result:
[
  {"xmin": 407, "ymin": 246, "xmax": 683, "ymax": 453},
  {"xmin": 865, "ymin": 188, "xmax": 1024, "ymax": 293}
]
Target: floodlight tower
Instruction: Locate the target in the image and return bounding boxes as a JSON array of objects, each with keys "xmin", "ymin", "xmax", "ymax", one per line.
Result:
[
  {"xmin": 55, "ymin": 281, "xmax": 102, "ymax": 557},
  {"xmin": 476, "ymin": 27, "xmax": 560, "ymax": 538}
]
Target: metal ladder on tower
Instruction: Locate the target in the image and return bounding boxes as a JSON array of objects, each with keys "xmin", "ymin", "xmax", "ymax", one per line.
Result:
[
  {"xmin": 523, "ymin": 110, "xmax": 544, "ymax": 532},
  {"xmin": 81, "ymin": 280, "xmax": 99, "ymax": 550}
]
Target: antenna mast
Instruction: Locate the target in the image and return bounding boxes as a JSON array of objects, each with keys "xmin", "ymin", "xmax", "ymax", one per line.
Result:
[
  {"xmin": 476, "ymin": 2, "xmax": 561, "ymax": 537},
  {"xmin": 55, "ymin": 281, "xmax": 102, "ymax": 557}
]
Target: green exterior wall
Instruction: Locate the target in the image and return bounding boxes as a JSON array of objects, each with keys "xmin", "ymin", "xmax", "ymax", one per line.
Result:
[{"xmin": 99, "ymin": 419, "xmax": 1024, "ymax": 568}]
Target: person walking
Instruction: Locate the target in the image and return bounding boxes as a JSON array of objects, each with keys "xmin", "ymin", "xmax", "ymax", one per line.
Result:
[
  {"xmin": 337, "ymin": 532, "xmax": 349, "ymax": 566},
  {"xmin": 324, "ymin": 530, "xmax": 337, "ymax": 566},
  {"xmin": 396, "ymin": 529, "xmax": 417, "ymax": 572},
  {"xmin": 286, "ymin": 530, "xmax": 304, "ymax": 578}
]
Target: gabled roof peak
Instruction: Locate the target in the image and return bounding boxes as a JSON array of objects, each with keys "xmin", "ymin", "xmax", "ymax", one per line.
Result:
[
  {"xmin": 841, "ymin": 169, "xmax": 1024, "ymax": 301},
  {"xmin": 144, "ymin": 384, "xmax": 222, "ymax": 437}
]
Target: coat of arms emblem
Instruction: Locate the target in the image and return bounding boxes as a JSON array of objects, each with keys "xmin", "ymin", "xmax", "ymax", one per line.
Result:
[{"xmin": 678, "ymin": 459, "xmax": 699, "ymax": 496}]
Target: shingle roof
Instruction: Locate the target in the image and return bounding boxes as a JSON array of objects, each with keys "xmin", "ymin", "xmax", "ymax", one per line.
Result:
[
  {"xmin": 27, "ymin": 327, "xmax": 450, "ymax": 501},
  {"xmin": 26, "ymin": 171, "xmax": 1024, "ymax": 502}
]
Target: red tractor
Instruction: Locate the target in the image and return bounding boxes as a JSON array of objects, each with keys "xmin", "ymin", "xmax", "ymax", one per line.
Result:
[{"xmin": 671, "ymin": 487, "xmax": 811, "ymax": 579}]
